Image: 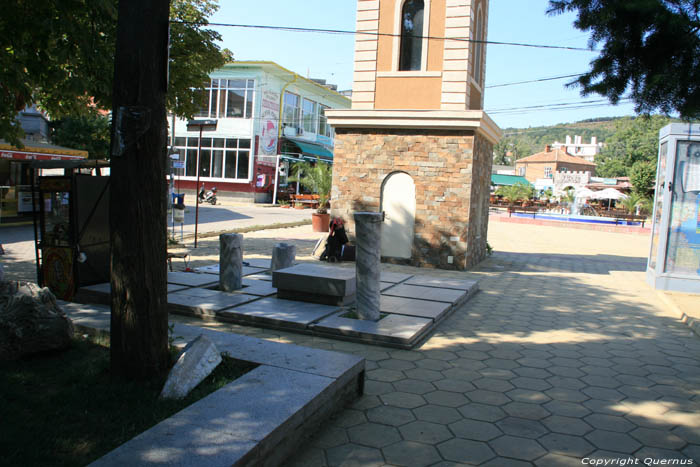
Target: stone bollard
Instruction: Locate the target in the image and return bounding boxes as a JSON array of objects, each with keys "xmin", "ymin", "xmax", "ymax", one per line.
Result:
[
  {"xmin": 220, "ymin": 233, "xmax": 243, "ymax": 292},
  {"xmin": 271, "ymin": 242, "xmax": 296, "ymax": 272},
  {"xmin": 353, "ymin": 212, "xmax": 382, "ymax": 321}
]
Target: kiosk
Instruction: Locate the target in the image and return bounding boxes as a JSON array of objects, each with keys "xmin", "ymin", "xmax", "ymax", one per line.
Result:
[
  {"xmin": 647, "ymin": 123, "xmax": 700, "ymax": 293},
  {"xmin": 31, "ymin": 160, "xmax": 110, "ymax": 299}
]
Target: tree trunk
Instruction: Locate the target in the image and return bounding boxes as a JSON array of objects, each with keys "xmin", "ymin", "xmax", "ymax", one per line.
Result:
[{"xmin": 109, "ymin": 0, "xmax": 171, "ymax": 380}]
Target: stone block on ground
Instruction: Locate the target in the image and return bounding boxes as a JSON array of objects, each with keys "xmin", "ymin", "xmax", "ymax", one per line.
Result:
[
  {"xmin": 160, "ymin": 335, "xmax": 222, "ymax": 399},
  {"xmin": 271, "ymin": 243, "xmax": 296, "ymax": 272},
  {"xmin": 273, "ymin": 263, "xmax": 356, "ymax": 306},
  {"xmin": 220, "ymin": 233, "xmax": 243, "ymax": 292},
  {"xmin": 0, "ymin": 282, "xmax": 74, "ymax": 360}
]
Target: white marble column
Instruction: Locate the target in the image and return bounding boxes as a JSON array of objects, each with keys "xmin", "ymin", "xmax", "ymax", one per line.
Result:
[
  {"xmin": 353, "ymin": 211, "xmax": 382, "ymax": 321},
  {"xmin": 271, "ymin": 242, "xmax": 296, "ymax": 272},
  {"xmin": 220, "ymin": 233, "xmax": 243, "ymax": 292}
]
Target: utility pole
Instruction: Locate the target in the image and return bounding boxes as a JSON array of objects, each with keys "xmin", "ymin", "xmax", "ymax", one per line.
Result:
[{"xmin": 109, "ymin": 0, "xmax": 171, "ymax": 380}]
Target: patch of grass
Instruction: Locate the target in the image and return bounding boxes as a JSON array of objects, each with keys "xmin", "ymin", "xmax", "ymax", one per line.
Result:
[{"xmin": 0, "ymin": 337, "xmax": 257, "ymax": 467}]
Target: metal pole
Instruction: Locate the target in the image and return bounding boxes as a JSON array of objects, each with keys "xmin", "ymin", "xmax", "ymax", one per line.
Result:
[
  {"xmin": 272, "ymin": 153, "xmax": 280, "ymax": 205},
  {"xmin": 194, "ymin": 126, "xmax": 202, "ymax": 248}
]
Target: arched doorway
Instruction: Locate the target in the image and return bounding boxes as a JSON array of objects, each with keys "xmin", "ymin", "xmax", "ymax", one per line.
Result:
[{"xmin": 380, "ymin": 172, "xmax": 416, "ymax": 259}]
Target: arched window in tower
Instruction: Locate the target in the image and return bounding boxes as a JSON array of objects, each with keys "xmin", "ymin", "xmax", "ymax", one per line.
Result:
[
  {"xmin": 399, "ymin": 0, "xmax": 424, "ymax": 71},
  {"xmin": 473, "ymin": 6, "xmax": 484, "ymax": 85}
]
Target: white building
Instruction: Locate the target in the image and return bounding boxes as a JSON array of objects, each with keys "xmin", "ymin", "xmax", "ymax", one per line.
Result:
[
  {"xmin": 551, "ymin": 135, "xmax": 603, "ymax": 163},
  {"xmin": 170, "ymin": 61, "xmax": 351, "ymax": 202}
]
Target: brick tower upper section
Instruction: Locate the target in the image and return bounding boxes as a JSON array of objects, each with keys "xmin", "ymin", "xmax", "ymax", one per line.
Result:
[{"xmin": 352, "ymin": 0, "xmax": 489, "ymax": 111}]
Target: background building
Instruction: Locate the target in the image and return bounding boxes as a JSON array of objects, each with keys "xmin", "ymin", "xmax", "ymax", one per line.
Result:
[
  {"xmin": 170, "ymin": 61, "xmax": 350, "ymax": 203},
  {"xmin": 551, "ymin": 135, "xmax": 603, "ymax": 162},
  {"xmin": 515, "ymin": 146, "xmax": 596, "ymax": 183}
]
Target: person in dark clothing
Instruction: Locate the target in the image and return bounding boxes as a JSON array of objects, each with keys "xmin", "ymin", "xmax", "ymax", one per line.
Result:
[{"xmin": 321, "ymin": 218, "xmax": 355, "ymax": 262}]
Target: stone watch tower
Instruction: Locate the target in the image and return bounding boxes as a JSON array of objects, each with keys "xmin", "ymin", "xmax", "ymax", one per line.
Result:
[{"xmin": 326, "ymin": 0, "xmax": 501, "ymax": 270}]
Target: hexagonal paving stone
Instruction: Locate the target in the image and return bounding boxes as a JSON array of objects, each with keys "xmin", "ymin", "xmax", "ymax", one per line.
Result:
[
  {"xmin": 424, "ymin": 349, "xmax": 458, "ymax": 361},
  {"xmin": 546, "ymin": 375, "xmax": 587, "ymax": 390},
  {"xmin": 543, "ymin": 399, "xmax": 591, "ymax": 418},
  {"xmin": 549, "ymin": 357, "xmax": 584, "ymax": 368},
  {"xmin": 438, "ymin": 438, "xmax": 496, "ymax": 464},
  {"xmin": 479, "ymin": 368, "xmax": 517, "ymax": 380},
  {"xmin": 378, "ymin": 359, "xmax": 416, "ymax": 371},
  {"xmin": 514, "ymin": 367, "xmax": 552, "ymax": 379},
  {"xmin": 367, "ymin": 368, "xmax": 405, "ymax": 383},
  {"xmin": 347, "ymin": 422, "xmax": 402, "ymax": 448},
  {"xmin": 382, "ymin": 440, "xmax": 442, "ymax": 467},
  {"xmin": 467, "ymin": 389, "xmax": 512, "ymax": 406},
  {"xmin": 399, "ymin": 421, "xmax": 453, "ymax": 444},
  {"xmin": 517, "ymin": 357, "xmax": 551, "ymax": 369},
  {"xmin": 585, "ymin": 429, "xmax": 642, "ymax": 453},
  {"xmin": 413, "ymin": 405, "xmax": 462, "ymax": 424},
  {"xmin": 673, "ymin": 426, "xmax": 700, "ymax": 445},
  {"xmin": 459, "ymin": 403, "xmax": 508, "ymax": 422},
  {"xmin": 404, "ymin": 368, "xmax": 443, "ymax": 382},
  {"xmin": 424, "ymin": 390, "xmax": 469, "ymax": 408},
  {"xmin": 443, "ymin": 367, "xmax": 483, "ymax": 381},
  {"xmin": 503, "ymin": 402, "xmax": 551, "ymax": 420},
  {"xmin": 542, "ymin": 415, "xmax": 593, "ymax": 436},
  {"xmin": 364, "ymin": 380, "xmax": 394, "ymax": 396},
  {"xmin": 511, "ymin": 377, "xmax": 552, "ymax": 391},
  {"xmin": 390, "ymin": 350, "xmax": 424, "ymax": 361},
  {"xmin": 548, "ymin": 366, "xmax": 585, "ymax": 378},
  {"xmin": 634, "ymin": 446, "xmax": 692, "ymax": 462},
  {"xmin": 506, "ymin": 388, "xmax": 552, "ymax": 404},
  {"xmin": 451, "ymin": 358, "xmax": 487, "ymax": 371},
  {"xmin": 629, "ymin": 427, "xmax": 688, "ymax": 450},
  {"xmin": 540, "ymin": 433, "xmax": 595, "ymax": 457},
  {"xmin": 335, "ymin": 409, "xmax": 368, "ymax": 427},
  {"xmin": 582, "ymin": 386, "xmax": 625, "ymax": 402},
  {"xmin": 392, "ymin": 379, "xmax": 436, "ymax": 395},
  {"xmin": 312, "ymin": 427, "xmax": 349, "ymax": 448},
  {"xmin": 475, "ymin": 378, "xmax": 516, "ymax": 392},
  {"xmin": 414, "ymin": 358, "xmax": 452, "ymax": 371},
  {"xmin": 457, "ymin": 349, "xmax": 490, "ymax": 360},
  {"xmin": 326, "ymin": 443, "xmax": 385, "ymax": 467},
  {"xmin": 449, "ymin": 419, "xmax": 503, "ymax": 441},
  {"xmin": 484, "ymin": 358, "xmax": 521, "ymax": 370},
  {"xmin": 379, "ymin": 391, "xmax": 426, "ymax": 409},
  {"xmin": 482, "ymin": 458, "xmax": 532, "ymax": 467},
  {"xmin": 434, "ymin": 378, "xmax": 476, "ymax": 393},
  {"xmin": 496, "ymin": 416, "xmax": 549, "ymax": 439},
  {"xmin": 489, "ymin": 435, "xmax": 547, "ymax": 461},
  {"xmin": 545, "ymin": 387, "xmax": 589, "ymax": 403},
  {"xmin": 584, "ymin": 413, "xmax": 635, "ymax": 433},
  {"xmin": 366, "ymin": 405, "xmax": 416, "ymax": 427},
  {"xmin": 535, "ymin": 453, "xmax": 584, "ymax": 466}
]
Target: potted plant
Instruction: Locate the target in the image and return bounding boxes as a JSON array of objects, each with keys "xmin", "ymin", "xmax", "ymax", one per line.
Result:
[{"xmin": 289, "ymin": 159, "xmax": 333, "ymax": 232}]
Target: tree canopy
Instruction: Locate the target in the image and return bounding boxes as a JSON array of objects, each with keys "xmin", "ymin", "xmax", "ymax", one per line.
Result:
[
  {"xmin": 0, "ymin": 0, "xmax": 228, "ymax": 146},
  {"xmin": 547, "ymin": 0, "xmax": 700, "ymax": 119}
]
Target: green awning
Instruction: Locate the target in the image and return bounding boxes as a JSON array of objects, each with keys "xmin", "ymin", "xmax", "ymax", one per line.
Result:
[
  {"xmin": 491, "ymin": 174, "xmax": 531, "ymax": 186},
  {"xmin": 284, "ymin": 138, "xmax": 333, "ymax": 159}
]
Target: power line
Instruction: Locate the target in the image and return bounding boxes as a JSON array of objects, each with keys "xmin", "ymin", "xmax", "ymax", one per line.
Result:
[
  {"xmin": 485, "ymin": 73, "xmax": 585, "ymax": 89},
  {"xmin": 172, "ymin": 20, "xmax": 596, "ymax": 52},
  {"xmin": 486, "ymin": 98, "xmax": 632, "ymax": 115}
]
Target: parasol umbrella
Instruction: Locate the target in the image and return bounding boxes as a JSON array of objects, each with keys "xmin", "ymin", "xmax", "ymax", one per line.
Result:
[
  {"xmin": 593, "ymin": 188, "xmax": 628, "ymax": 200},
  {"xmin": 574, "ymin": 187, "xmax": 595, "ymax": 198}
]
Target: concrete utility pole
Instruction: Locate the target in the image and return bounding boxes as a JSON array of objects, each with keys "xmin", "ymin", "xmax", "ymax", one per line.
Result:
[{"xmin": 109, "ymin": 0, "xmax": 171, "ymax": 380}]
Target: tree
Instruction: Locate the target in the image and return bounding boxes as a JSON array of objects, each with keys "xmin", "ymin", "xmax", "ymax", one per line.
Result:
[
  {"xmin": 0, "ymin": 0, "xmax": 227, "ymax": 146},
  {"xmin": 288, "ymin": 160, "xmax": 333, "ymax": 214},
  {"xmin": 50, "ymin": 113, "xmax": 111, "ymax": 159},
  {"xmin": 629, "ymin": 159, "xmax": 657, "ymax": 198},
  {"xmin": 495, "ymin": 183, "xmax": 533, "ymax": 206},
  {"xmin": 494, "ymin": 137, "xmax": 533, "ymax": 165},
  {"xmin": 109, "ymin": 0, "xmax": 170, "ymax": 380},
  {"xmin": 547, "ymin": 1, "xmax": 700, "ymax": 119}
]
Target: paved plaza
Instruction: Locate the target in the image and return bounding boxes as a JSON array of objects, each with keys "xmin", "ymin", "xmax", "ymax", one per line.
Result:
[{"xmin": 2, "ymin": 212, "xmax": 699, "ymax": 465}]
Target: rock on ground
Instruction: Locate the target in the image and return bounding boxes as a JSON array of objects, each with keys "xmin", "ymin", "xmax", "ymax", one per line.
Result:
[
  {"xmin": 0, "ymin": 281, "xmax": 74, "ymax": 360},
  {"xmin": 160, "ymin": 335, "xmax": 222, "ymax": 399}
]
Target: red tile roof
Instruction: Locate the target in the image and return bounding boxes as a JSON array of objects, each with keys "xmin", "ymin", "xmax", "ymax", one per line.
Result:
[{"xmin": 516, "ymin": 148, "xmax": 597, "ymax": 166}]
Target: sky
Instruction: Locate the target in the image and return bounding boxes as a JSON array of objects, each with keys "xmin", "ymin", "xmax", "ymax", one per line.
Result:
[{"xmin": 209, "ymin": 0, "xmax": 638, "ymax": 130}]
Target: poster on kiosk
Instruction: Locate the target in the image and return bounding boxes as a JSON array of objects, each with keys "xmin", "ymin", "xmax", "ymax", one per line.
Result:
[{"xmin": 646, "ymin": 123, "xmax": 700, "ymax": 293}]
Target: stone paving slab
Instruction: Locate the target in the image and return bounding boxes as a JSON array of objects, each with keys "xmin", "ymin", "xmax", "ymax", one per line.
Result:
[
  {"xmin": 405, "ymin": 275, "xmax": 478, "ymax": 291},
  {"xmin": 75, "ymin": 282, "xmax": 190, "ymax": 306},
  {"xmin": 168, "ymin": 289, "xmax": 259, "ymax": 317},
  {"xmin": 380, "ymin": 271, "xmax": 414, "ymax": 283},
  {"xmin": 239, "ymin": 277, "xmax": 277, "ymax": 296},
  {"xmin": 380, "ymin": 295, "xmax": 452, "ymax": 320},
  {"xmin": 194, "ymin": 264, "xmax": 268, "ymax": 277},
  {"xmin": 217, "ymin": 297, "xmax": 340, "ymax": 330},
  {"xmin": 311, "ymin": 312, "xmax": 433, "ymax": 348},
  {"xmin": 382, "ymin": 283, "xmax": 468, "ymax": 303},
  {"xmin": 167, "ymin": 271, "xmax": 219, "ymax": 287}
]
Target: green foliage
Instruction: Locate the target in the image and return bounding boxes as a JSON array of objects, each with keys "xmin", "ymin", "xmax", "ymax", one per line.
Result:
[
  {"xmin": 50, "ymin": 113, "xmax": 111, "ymax": 159},
  {"xmin": 495, "ymin": 182, "xmax": 534, "ymax": 204},
  {"xmin": 0, "ymin": 0, "xmax": 227, "ymax": 145},
  {"xmin": 547, "ymin": 1, "xmax": 700, "ymax": 119},
  {"xmin": 493, "ymin": 137, "xmax": 533, "ymax": 165},
  {"xmin": 619, "ymin": 191, "xmax": 647, "ymax": 214},
  {"xmin": 628, "ymin": 159, "xmax": 657, "ymax": 198},
  {"xmin": 288, "ymin": 160, "xmax": 333, "ymax": 213}
]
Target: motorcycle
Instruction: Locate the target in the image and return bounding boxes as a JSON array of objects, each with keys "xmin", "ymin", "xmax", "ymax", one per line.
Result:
[{"xmin": 198, "ymin": 185, "xmax": 218, "ymax": 205}]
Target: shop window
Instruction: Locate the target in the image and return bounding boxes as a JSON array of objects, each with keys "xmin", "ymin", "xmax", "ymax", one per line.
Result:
[
  {"xmin": 175, "ymin": 137, "xmax": 252, "ymax": 181},
  {"xmin": 319, "ymin": 105, "xmax": 331, "ymax": 137},
  {"xmin": 196, "ymin": 79, "xmax": 255, "ymax": 119},
  {"xmin": 282, "ymin": 92, "xmax": 301, "ymax": 129},
  {"xmin": 302, "ymin": 99, "xmax": 317, "ymax": 133},
  {"xmin": 399, "ymin": 0, "xmax": 424, "ymax": 71}
]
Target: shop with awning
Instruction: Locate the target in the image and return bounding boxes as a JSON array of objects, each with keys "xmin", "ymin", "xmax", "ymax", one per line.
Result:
[{"xmin": 0, "ymin": 140, "xmax": 88, "ymax": 221}]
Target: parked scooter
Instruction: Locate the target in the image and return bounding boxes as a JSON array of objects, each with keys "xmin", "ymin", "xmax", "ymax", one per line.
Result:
[{"xmin": 198, "ymin": 185, "xmax": 218, "ymax": 205}]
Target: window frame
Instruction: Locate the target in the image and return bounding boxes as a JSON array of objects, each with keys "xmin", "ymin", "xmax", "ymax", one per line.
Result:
[
  {"xmin": 172, "ymin": 137, "xmax": 253, "ymax": 182},
  {"xmin": 195, "ymin": 79, "xmax": 255, "ymax": 119},
  {"xmin": 392, "ymin": 0, "xmax": 431, "ymax": 73}
]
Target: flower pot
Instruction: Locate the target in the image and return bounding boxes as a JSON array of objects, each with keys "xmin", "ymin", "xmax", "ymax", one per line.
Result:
[{"xmin": 312, "ymin": 212, "xmax": 330, "ymax": 232}]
